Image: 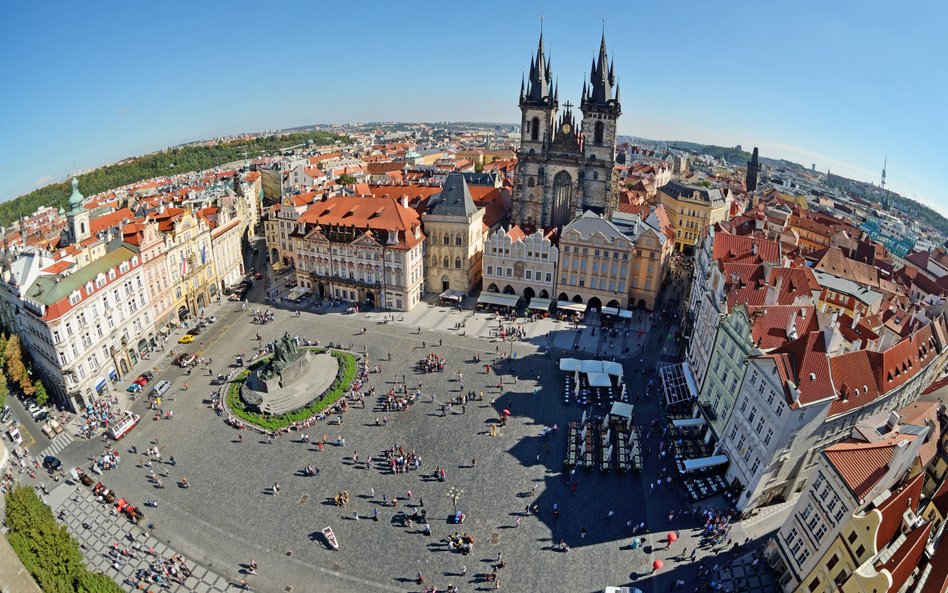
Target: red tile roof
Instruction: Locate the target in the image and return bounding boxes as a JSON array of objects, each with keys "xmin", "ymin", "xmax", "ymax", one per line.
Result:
[
  {"xmin": 816, "ymin": 247, "xmax": 880, "ymax": 287},
  {"xmin": 823, "ymin": 437, "xmax": 916, "ymax": 500},
  {"xmin": 874, "ymin": 472, "xmax": 925, "ymax": 550},
  {"xmin": 297, "ymin": 195, "xmax": 423, "ymax": 250},
  {"xmin": 928, "ymin": 476, "xmax": 948, "ymax": 524},
  {"xmin": 712, "ymin": 231, "xmax": 781, "ymax": 263},
  {"xmin": 919, "ymin": 531, "xmax": 948, "ymax": 593},
  {"xmin": 746, "ymin": 305, "xmax": 819, "ymax": 350},
  {"xmin": 869, "ymin": 324, "xmax": 935, "ymax": 395},
  {"xmin": 769, "ymin": 267, "xmax": 820, "ymax": 305},
  {"xmin": 881, "ymin": 521, "xmax": 931, "ymax": 593},
  {"xmin": 89, "ymin": 208, "xmax": 135, "ymax": 235},
  {"xmin": 772, "ymin": 331, "xmax": 835, "ymax": 406},
  {"xmin": 828, "ymin": 351, "xmax": 882, "ymax": 416}
]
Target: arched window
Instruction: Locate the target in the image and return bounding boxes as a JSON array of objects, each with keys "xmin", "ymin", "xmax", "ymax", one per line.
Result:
[
  {"xmin": 443, "ymin": 235, "xmax": 450, "ymax": 245},
  {"xmin": 443, "ymin": 257, "xmax": 450, "ymax": 268},
  {"xmin": 528, "ymin": 177, "xmax": 536, "ymax": 188},
  {"xmin": 594, "ymin": 121, "xmax": 604, "ymax": 145},
  {"xmin": 551, "ymin": 171, "xmax": 573, "ymax": 229},
  {"xmin": 531, "ymin": 117, "xmax": 539, "ymax": 141},
  {"xmin": 455, "ymin": 257, "xmax": 462, "ymax": 269},
  {"xmin": 455, "ymin": 235, "xmax": 462, "ymax": 246}
]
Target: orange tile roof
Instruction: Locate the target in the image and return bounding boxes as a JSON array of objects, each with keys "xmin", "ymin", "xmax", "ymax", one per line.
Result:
[
  {"xmin": 41, "ymin": 260, "xmax": 74, "ymax": 274},
  {"xmin": 245, "ymin": 171, "xmax": 260, "ymax": 182},
  {"xmin": 874, "ymin": 472, "xmax": 925, "ymax": 550},
  {"xmin": 881, "ymin": 521, "xmax": 931, "ymax": 593},
  {"xmin": 823, "ymin": 436, "xmax": 916, "ymax": 500},
  {"xmin": 772, "ymin": 331, "xmax": 835, "ymax": 406},
  {"xmin": 828, "ymin": 351, "xmax": 882, "ymax": 416},
  {"xmin": 712, "ymin": 231, "xmax": 781, "ymax": 263},
  {"xmin": 919, "ymin": 532, "xmax": 948, "ymax": 593},
  {"xmin": 816, "ymin": 247, "xmax": 880, "ymax": 287},
  {"xmin": 769, "ymin": 267, "xmax": 820, "ymax": 305},
  {"xmin": 747, "ymin": 305, "xmax": 819, "ymax": 350},
  {"xmin": 89, "ymin": 208, "xmax": 135, "ymax": 235},
  {"xmin": 870, "ymin": 324, "xmax": 935, "ymax": 394},
  {"xmin": 297, "ymin": 195, "xmax": 423, "ymax": 250}
]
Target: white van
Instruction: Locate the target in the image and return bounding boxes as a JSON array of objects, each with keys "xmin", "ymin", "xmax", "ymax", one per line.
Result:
[
  {"xmin": 7, "ymin": 427, "xmax": 22, "ymax": 445},
  {"xmin": 152, "ymin": 380, "xmax": 172, "ymax": 398}
]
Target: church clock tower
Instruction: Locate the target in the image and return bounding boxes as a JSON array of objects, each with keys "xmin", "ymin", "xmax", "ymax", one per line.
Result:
[
  {"xmin": 512, "ymin": 32, "xmax": 557, "ymax": 229},
  {"xmin": 579, "ymin": 32, "xmax": 621, "ymax": 218}
]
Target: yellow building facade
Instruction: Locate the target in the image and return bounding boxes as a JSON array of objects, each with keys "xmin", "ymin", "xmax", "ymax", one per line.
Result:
[{"xmin": 657, "ymin": 181, "xmax": 728, "ymax": 254}]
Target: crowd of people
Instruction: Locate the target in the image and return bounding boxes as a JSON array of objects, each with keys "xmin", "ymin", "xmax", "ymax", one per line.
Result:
[
  {"xmin": 77, "ymin": 394, "xmax": 121, "ymax": 439},
  {"xmin": 418, "ymin": 353, "xmax": 446, "ymax": 373}
]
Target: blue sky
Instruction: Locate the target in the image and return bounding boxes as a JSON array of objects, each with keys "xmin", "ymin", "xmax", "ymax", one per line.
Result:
[{"xmin": 1, "ymin": 1, "xmax": 945, "ymax": 214}]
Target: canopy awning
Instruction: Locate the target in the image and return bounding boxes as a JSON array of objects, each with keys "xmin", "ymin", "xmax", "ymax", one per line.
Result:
[
  {"xmin": 602, "ymin": 361, "xmax": 624, "ymax": 378},
  {"xmin": 672, "ymin": 418, "xmax": 707, "ymax": 428},
  {"xmin": 601, "ymin": 306, "xmax": 620, "ymax": 316},
  {"xmin": 272, "ymin": 261, "xmax": 285, "ymax": 272},
  {"xmin": 618, "ymin": 309, "xmax": 633, "ymax": 319},
  {"xmin": 682, "ymin": 455, "xmax": 729, "ymax": 472},
  {"xmin": 587, "ymin": 372, "xmax": 612, "ymax": 387},
  {"xmin": 578, "ymin": 359, "xmax": 624, "ymax": 377},
  {"xmin": 609, "ymin": 401, "xmax": 634, "ymax": 419},
  {"xmin": 556, "ymin": 300, "xmax": 586, "ymax": 314},
  {"xmin": 559, "ymin": 358, "xmax": 582, "ymax": 372},
  {"xmin": 440, "ymin": 289, "xmax": 465, "ymax": 302},
  {"xmin": 287, "ymin": 286, "xmax": 311, "ymax": 301},
  {"xmin": 477, "ymin": 292, "xmax": 520, "ymax": 308},
  {"xmin": 528, "ymin": 297, "xmax": 553, "ymax": 311}
]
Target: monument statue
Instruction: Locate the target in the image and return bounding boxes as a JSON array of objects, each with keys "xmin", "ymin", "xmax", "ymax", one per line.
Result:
[{"xmin": 261, "ymin": 332, "xmax": 303, "ymax": 380}]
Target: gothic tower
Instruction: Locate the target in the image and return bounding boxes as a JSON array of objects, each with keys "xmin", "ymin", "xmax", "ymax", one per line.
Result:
[
  {"xmin": 512, "ymin": 32, "xmax": 558, "ymax": 229},
  {"xmin": 745, "ymin": 147, "xmax": 761, "ymax": 192},
  {"xmin": 579, "ymin": 31, "xmax": 621, "ymax": 218}
]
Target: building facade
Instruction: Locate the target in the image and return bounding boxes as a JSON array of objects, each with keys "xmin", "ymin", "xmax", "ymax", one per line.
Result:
[
  {"xmin": 422, "ymin": 174, "xmax": 485, "ymax": 296},
  {"xmin": 292, "ymin": 196, "xmax": 425, "ymax": 311},
  {"xmin": 17, "ymin": 247, "xmax": 155, "ymax": 411},
  {"xmin": 658, "ymin": 181, "xmax": 728, "ymax": 254},
  {"xmin": 554, "ymin": 211, "xmax": 635, "ymax": 309},
  {"xmin": 482, "ymin": 226, "xmax": 558, "ymax": 300}
]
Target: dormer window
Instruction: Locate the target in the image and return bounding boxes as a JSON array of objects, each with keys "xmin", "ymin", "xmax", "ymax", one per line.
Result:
[
  {"xmin": 85, "ymin": 282, "xmax": 94, "ymax": 295},
  {"xmin": 131, "ymin": 256, "xmax": 139, "ymax": 266},
  {"xmin": 108, "ymin": 269, "xmax": 116, "ymax": 281},
  {"xmin": 96, "ymin": 274, "xmax": 106, "ymax": 288},
  {"xmin": 387, "ymin": 230, "xmax": 397, "ymax": 245},
  {"xmin": 69, "ymin": 291, "xmax": 81, "ymax": 305},
  {"xmin": 119, "ymin": 261, "xmax": 129, "ymax": 273}
]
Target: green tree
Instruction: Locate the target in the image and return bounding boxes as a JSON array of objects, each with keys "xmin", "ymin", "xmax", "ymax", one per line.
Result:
[
  {"xmin": 5, "ymin": 334, "xmax": 25, "ymax": 384},
  {"xmin": 19, "ymin": 367, "xmax": 35, "ymax": 397},
  {"xmin": 0, "ymin": 368, "xmax": 8, "ymax": 409},
  {"xmin": 5, "ymin": 486, "xmax": 122, "ymax": 593},
  {"xmin": 474, "ymin": 160, "xmax": 484, "ymax": 173},
  {"xmin": 33, "ymin": 378, "xmax": 48, "ymax": 406},
  {"xmin": 0, "ymin": 332, "xmax": 7, "ymax": 371},
  {"xmin": 335, "ymin": 173, "xmax": 357, "ymax": 186}
]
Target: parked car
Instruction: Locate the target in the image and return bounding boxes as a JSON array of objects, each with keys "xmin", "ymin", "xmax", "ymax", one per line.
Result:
[
  {"xmin": 42, "ymin": 455, "xmax": 62, "ymax": 471},
  {"xmin": 205, "ymin": 316, "xmax": 216, "ymax": 324},
  {"xmin": 7, "ymin": 427, "xmax": 22, "ymax": 445},
  {"xmin": 178, "ymin": 334, "xmax": 195, "ymax": 344},
  {"xmin": 186, "ymin": 328, "xmax": 201, "ymax": 336},
  {"xmin": 41, "ymin": 419, "xmax": 63, "ymax": 438},
  {"xmin": 255, "ymin": 272, "xmax": 263, "ymax": 279},
  {"xmin": 152, "ymin": 380, "xmax": 172, "ymax": 398},
  {"xmin": 127, "ymin": 383, "xmax": 142, "ymax": 393},
  {"xmin": 139, "ymin": 371, "xmax": 154, "ymax": 382},
  {"xmin": 34, "ymin": 410, "xmax": 49, "ymax": 422},
  {"xmin": 31, "ymin": 406, "xmax": 48, "ymax": 419}
]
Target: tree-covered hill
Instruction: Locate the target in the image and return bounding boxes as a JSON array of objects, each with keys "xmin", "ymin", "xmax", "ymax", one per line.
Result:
[{"xmin": 0, "ymin": 131, "xmax": 346, "ymax": 227}]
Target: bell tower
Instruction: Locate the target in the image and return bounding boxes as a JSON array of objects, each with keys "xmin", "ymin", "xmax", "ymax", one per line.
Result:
[
  {"xmin": 66, "ymin": 177, "xmax": 91, "ymax": 244},
  {"xmin": 513, "ymin": 30, "xmax": 559, "ymax": 228},
  {"xmin": 579, "ymin": 30, "xmax": 621, "ymax": 216}
]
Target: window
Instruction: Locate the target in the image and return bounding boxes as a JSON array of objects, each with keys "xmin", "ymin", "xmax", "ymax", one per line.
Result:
[
  {"xmin": 847, "ymin": 531, "xmax": 857, "ymax": 544},
  {"xmin": 545, "ymin": 273, "xmax": 552, "ymax": 283},
  {"xmin": 594, "ymin": 121, "xmax": 604, "ymax": 144},
  {"xmin": 855, "ymin": 544, "xmax": 865, "ymax": 558},
  {"xmin": 455, "ymin": 258, "xmax": 461, "ymax": 269},
  {"xmin": 764, "ymin": 428, "xmax": 773, "ymax": 447},
  {"xmin": 808, "ymin": 578, "xmax": 820, "ymax": 593},
  {"xmin": 531, "ymin": 117, "xmax": 539, "ymax": 141},
  {"xmin": 443, "ymin": 257, "xmax": 450, "ymax": 268},
  {"xmin": 455, "ymin": 235, "xmax": 462, "ymax": 246},
  {"xmin": 486, "ymin": 266, "xmax": 493, "ymax": 275},
  {"xmin": 443, "ymin": 235, "xmax": 450, "ymax": 245}
]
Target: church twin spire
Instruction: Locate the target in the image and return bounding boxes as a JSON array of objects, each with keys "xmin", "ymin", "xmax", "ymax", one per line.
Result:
[
  {"xmin": 522, "ymin": 31, "xmax": 554, "ymax": 105},
  {"xmin": 582, "ymin": 30, "xmax": 620, "ymax": 112}
]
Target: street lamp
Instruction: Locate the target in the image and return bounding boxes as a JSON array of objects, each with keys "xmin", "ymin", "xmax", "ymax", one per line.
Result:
[{"xmin": 446, "ymin": 486, "xmax": 464, "ymax": 513}]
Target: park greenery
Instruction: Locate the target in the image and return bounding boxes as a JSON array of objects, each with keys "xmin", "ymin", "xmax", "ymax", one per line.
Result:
[
  {"xmin": 5, "ymin": 485, "xmax": 123, "ymax": 593},
  {"xmin": 226, "ymin": 348, "xmax": 357, "ymax": 431},
  {"xmin": 0, "ymin": 131, "xmax": 347, "ymax": 227}
]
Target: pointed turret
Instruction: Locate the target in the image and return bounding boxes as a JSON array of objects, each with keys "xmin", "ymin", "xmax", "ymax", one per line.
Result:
[
  {"xmin": 523, "ymin": 32, "xmax": 554, "ymax": 105},
  {"xmin": 583, "ymin": 31, "xmax": 617, "ymax": 111},
  {"xmin": 520, "ymin": 75, "xmax": 525, "ymax": 101}
]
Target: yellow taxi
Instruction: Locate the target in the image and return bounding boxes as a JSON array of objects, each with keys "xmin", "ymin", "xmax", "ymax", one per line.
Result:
[{"xmin": 178, "ymin": 334, "xmax": 195, "ymax": 344}]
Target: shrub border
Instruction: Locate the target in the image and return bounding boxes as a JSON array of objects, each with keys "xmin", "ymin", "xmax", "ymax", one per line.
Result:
[{"xmin": 225, "ymin": 348, "xmax": 357, "ymax": 431}]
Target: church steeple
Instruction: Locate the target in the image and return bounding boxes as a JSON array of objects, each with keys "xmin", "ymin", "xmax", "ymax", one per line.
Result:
[
  {"xmin": 582, "ymin": 29, "xmax": 619, "ymax": 113},
  {"xmin": 523, "ymin": 31, "xmax": 554, "ymax": 106}
]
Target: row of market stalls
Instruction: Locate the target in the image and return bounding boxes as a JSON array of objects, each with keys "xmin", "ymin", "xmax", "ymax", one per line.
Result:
[
  {"xmin": 565, "ymin": 403, "xmax": 643, "ymax": 473},
  {"xmin": 560, "ymin": 358, "xmax": 627, "ymax": 406},
  {"xmin": 658, "ymin": 362, "xmax": 733, "ymax": 502}
]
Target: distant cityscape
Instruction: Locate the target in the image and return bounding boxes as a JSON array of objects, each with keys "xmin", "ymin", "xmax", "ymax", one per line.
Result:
[{"xmin": 1, "ymin": 26, "xmax": 947, "ymax": 593}]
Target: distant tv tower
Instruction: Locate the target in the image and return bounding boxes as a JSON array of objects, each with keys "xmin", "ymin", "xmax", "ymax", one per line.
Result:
[{"xmin": 880, "ymin": 155, "xmax": 887, "ymax": 191}]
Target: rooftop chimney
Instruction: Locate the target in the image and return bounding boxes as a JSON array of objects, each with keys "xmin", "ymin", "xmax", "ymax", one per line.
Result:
[
  {"xmin": 786, "ymin": 310, "xmax": 798, "ymax": 341},
  {"xmin": 400, "ymin": 196, "xmax": 409, "ymax": 209},
  {"xmin": 852, "ymin": 311, "xmax": 862, "ymax": 329},
  {"xmin": 888, "ymin": 410, "xmax": 901, "ymax": 431}
]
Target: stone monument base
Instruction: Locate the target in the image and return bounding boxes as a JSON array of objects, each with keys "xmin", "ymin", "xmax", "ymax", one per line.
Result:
[{"xmin": 240, "ymin": 351, "xmax": 338, "ymax": 415}]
